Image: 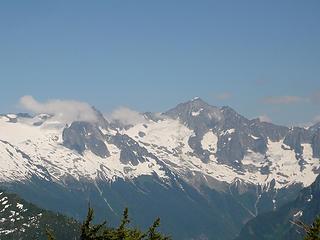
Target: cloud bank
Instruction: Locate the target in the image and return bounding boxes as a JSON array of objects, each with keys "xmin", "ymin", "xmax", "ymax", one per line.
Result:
[
  {"xmin": 215, "ymin": 92, "xmax": 232, "ymax": 100},
  {"xmin": 312, "ymin": 115, "xmax": 320, "ymax": 124},
  {"xmin": 258, "ymin": 114, "xmax": 272, "ymax": 123},
  {"xmin": 263, "ymin": 90, "xmax": 320, "ymax": 106},
  {"xmin": 108, "ymin": 107, "xmax": 147, "ymax": 126},
  {"xmin": 263, "ymin": 96, "xmax": 304, "ymax": 105},
  {"xmin": 19, "ymin": 95, "xmax": 98, "ymax": 123}
]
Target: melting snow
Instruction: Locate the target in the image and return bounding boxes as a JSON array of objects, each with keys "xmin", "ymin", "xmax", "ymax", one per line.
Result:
[
  {"xmin": 293, "ymin": 210, "xmax": 303, "ymax": 218},
  {"xmin": 201, "ymin": 131, "xmax": 218, "ymax": 155},
  {"xmin": 222, "ymin": 129, "xmax": 235, "ymax": 135},
  {"xmin": 0, "ymin": 114, "xmax": 319, "ymax": 192},
  {"xmin": 191, "ymin": 108, "xmax": 203, "ymax": 116}
]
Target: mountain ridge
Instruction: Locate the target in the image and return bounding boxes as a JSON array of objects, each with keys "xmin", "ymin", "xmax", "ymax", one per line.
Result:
[
  {"xmin": 0, "ymin": 189, "xmax": 79, "ymax": 240},
  {"xmin": 0, "ymin": 98, "xmax": 319, "ymax": 239}
]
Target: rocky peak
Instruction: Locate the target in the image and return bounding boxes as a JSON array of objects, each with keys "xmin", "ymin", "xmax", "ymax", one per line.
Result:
[
  {"xmin": 165, "ymin": 98, "xmax": 222, "ymax": 133},
  {"xmin": 219, "ymin": 106, "xmax": 250, "ymax": 130},
  {"xmin": 250, "ymin": 119, "xmax": 289, "ymax": 142},
  {"xmin": 62, "ymin": 121, "xmax": 110, "ymax": 158}
]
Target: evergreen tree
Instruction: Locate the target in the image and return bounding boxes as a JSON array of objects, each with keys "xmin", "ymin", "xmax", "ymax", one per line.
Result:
[
  {"xmin": 80, "ymin": 207, "xmax": 106, "ymax": 240},
  {"xmin": 46, "ymin": 228, "xmax": 56, "ymax": 240},
  {"xmin": 295, "ymin": 216, "xmax": 320, "ymax": 240},
  {"xmin": 147, "ymin": 218, "xmax": 170, "ymax": 240},
  {"xmin": 302, "ymin": 216, "xmax": 320, "ymax": 240},
  {"xmin": 102, "ymin": 208, "xmax": 146, "ymax": 240},
  {"xmin": 46, "ymin": 206, "xmax": 170, "ymax": 240}
]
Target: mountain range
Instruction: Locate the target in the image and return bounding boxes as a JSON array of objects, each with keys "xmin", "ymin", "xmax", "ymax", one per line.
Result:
[{"xmin": 0, "ymin": 97, "xmax": 319, "ymax": 239}]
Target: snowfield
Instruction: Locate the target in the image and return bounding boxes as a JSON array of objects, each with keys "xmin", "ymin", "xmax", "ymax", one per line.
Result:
[{"xmin": 0, "ymin": 113, "xmax": 319, "ymax": 191}]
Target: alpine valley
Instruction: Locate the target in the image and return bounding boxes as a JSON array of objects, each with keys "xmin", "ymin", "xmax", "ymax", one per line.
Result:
[{"xmin": 0, "ymin": 97, "xmax": 319, "ymax": 240}]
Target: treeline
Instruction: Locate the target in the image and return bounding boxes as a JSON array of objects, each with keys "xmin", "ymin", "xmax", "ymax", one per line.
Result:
[
  {"xmin": 46, "ymin": 206, "xmax": 320, "ymax": 240},
  {"xmin": 46, "ymin": 207, "xmax": 170, "ymax": 240},
  {"xmin": 298, "ymin": 216, "xmax": 320, "ymax": 240}
]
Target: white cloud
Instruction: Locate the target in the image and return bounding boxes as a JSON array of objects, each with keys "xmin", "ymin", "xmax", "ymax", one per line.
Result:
[
  {"xmin": 108, "ymin": 107, "xmax": 147, "ymax": 125},
  {"xmin": 312, "ymin": 115, "xmax": 320, "ymax": 123},
  {"xmin": 288, "ymin": 115, "xmax": 320, "ymax": 128},
  {"xmin": 258, "ymin": 114, "xmax": 272, "ymax": 123},
  {"xmin": 263, "ymin": 90, "xmax": 320, "ymax": 106},
  {"xmin": 263, "ymin": 96, "xmax": 305, "ymax": 105},
  {"xmin": 215, "ymin": 92, "xmax": 232, "ymax": 100},
  {"xmin": 19, "ymin": 95, "xmax": 98, "ymax": 123}
]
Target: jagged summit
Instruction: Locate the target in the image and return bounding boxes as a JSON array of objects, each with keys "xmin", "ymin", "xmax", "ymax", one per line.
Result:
[
  {"xmin": 165, "ymin": 98, "xmax": 223, "ymax": 130},
  {"xmin": 168, "ymin": 97, "xmax": 215, "ymax": 111},
  {"xmin": 1, "ymin": 97, "xmax": 320, "ymax": 240},
  {"xmin": 191, "ymin": 96, "xmax": 201, "ymax": 101}
]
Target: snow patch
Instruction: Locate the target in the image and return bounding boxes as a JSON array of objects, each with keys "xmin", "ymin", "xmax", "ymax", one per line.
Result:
[
  {"xmin": 293, "ymin": 210, "xmax": 303, "ymax": 218},
  {"xmin": 191, "ymin": 108, "xmax": 203, "ymax": 116},
  {"xmin": 201, "ymin": 131, "xmax": 218, "ymax": 155}
]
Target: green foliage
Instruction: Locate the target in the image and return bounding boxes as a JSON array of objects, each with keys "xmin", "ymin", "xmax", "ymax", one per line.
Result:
[
  {"xmin": 80, "ymin": 207, "xmax": 106, "ymax": 240},
  {"xmin": 46, "ymin": 229, "xmax": 56, "ymax": 240},
  {"xmin": 77, "ymin": 207, "xmax": 170, "ymax": 240},
  {"xmin": 147, "ymin": 218, "xmax": 170, "ymax": 240},
  {"xmin": 300, "ymin": 216, "xmax": 320, "ymax": 240}
]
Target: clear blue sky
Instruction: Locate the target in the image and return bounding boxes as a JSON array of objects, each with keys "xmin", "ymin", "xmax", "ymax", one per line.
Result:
[{"xmin": 0, "ymin": 0, "xmax": 319, "ymax": 126}]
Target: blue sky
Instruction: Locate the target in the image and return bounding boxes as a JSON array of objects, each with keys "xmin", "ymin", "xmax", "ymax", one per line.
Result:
[{"xmin": 0, "ymin": 0, "xmax": 319, "ymax": 126}]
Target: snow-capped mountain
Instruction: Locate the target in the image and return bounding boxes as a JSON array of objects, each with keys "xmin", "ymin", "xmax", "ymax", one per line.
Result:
[{"xmin": 0, "ymin": 98, "xmax": 319, "ymax": 239}]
